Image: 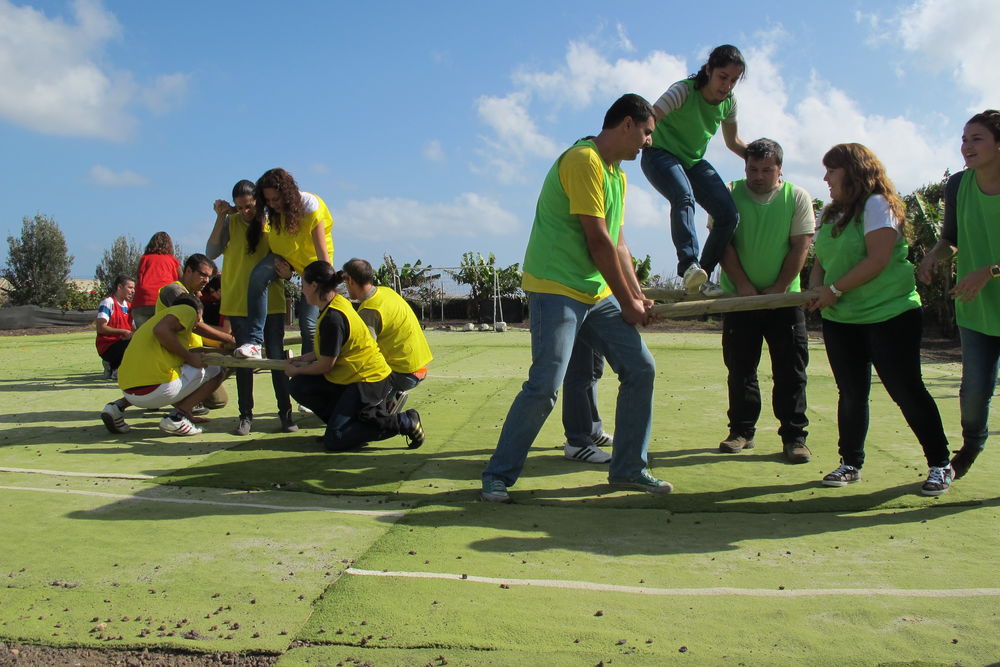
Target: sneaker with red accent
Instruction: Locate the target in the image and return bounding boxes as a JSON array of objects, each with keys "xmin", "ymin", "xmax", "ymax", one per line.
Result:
[
  {"xmin": 159, "ymin": 414, "xmax": 203, "ymax": 436},
  {"xmin": 234, "ymin": 343, "xmax": 262, "ymax": 360}
]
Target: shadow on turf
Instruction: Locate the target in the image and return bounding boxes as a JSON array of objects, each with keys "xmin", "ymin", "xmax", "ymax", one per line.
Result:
[{"xmin": 0, "ymin": 372, "xmax": 112, "ymax": 392}]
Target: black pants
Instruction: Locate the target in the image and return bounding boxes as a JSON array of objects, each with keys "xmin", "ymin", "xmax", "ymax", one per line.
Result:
[
  {"xmin": 722, "ymin": 306, "xmax": 808, "ymax": 444},
  {"xmin": 289, "ymin": 374, "xmax": 403, "ymax": 451},
  {"xmin": 99, "ymin": 339, "xmax": 130, "ymax": 370},
  {"xmin": 822, "ymin": 308, "xmax": 950, "ymax": 469}
]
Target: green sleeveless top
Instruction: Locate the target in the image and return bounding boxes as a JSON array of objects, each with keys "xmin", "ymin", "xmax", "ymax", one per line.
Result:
[
  {"xmin": 522, "ymin": 138, "xmax": 624, "ymax": 301},
  {"xmin": 651, "ymin": 79, "xmax": 734, "ymax": 169},
  {"xmin": 955, "ymin": 170, "xmax": 1000, "ymax": 335},
  {"xmin": 721, "ymin": 181, "xmax": 800, "ymax": 293},
  {"xmin": 813, "ymin": 197, "xmax": 920, "ymax": 324}
]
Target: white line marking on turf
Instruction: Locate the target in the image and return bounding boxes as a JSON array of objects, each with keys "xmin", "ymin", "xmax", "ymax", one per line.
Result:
[
  {"xmin": 0, "ymin": 486, "xmax": 405, "ymax": 518},
  {"xmin": 0, "ymin": 467, "xmax": 155, "ymax": 480},
  {"xmin": 345, "ymin": 568, "xmax": 1000, "ymax": 598}
]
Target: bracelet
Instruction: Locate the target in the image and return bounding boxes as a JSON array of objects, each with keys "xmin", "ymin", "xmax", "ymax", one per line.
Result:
[
  {"xmin": 990, "ymin": 264, "xmax": 1000, "ymax": 279},
  {"xmin": 828, "ymin": 283, "xmax": 843, "ymax": 297}
]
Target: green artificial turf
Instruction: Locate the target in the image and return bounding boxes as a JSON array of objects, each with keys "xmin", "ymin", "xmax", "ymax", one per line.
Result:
[{"xmin": 1, "ymin": 329, "xmax": 997, "ymax": 664}]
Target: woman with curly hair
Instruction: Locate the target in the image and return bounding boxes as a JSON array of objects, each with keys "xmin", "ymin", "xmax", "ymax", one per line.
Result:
[
  {"xmin": 235, "ymin": 168, "xmax": 334, "ymax": 360},
  {"xmin": 641, "ymin": 44, "xmax": 748, "ymax": 297},
  {"xmin": 807, "ymin": 143, "xmax": 952, "ymax": 495},
  {"xmin": 132, "ymin": 231, "xmax": 181, "ymax": 328},
  {"xmin": 918, "ymin": 110, "xmax": 1000, "ymax": 480}
]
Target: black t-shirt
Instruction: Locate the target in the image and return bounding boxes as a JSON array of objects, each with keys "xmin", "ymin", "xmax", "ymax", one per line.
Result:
[{"xmin": 318, "ymin": 308, "xmax": 349, "ymax": 359}]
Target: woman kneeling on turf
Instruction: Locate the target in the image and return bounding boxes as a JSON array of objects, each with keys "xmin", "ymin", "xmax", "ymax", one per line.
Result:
[
  {"xmin": 807, "ymin": 143, "xmax": 952, "ymax": 496},
  {"xmin": 101, "ymin": 293, "xmax": 224, "ymax": 437},
  {"xmin": 284, "ymin": 261, "xmax": 424, "ymax": 452}
]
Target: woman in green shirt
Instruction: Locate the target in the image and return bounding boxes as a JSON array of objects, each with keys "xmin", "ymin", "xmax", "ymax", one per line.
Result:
[
  {"xmin": 918, "ymin": 110, "xmax": 1000, "ymax": 480},
  {"xmin": 808, "ymin": 143, "xmax": 952, "ymax": 496}
]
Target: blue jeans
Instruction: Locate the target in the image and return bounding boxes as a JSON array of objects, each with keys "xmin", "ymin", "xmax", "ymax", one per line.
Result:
[
  {"xmin": 562, "ymin": 340, "xmax": 605, "ymax": 446},
  {"xmin": 959, "ymin": 326, "xmax": 1000, "ymax": 453},
  {"xmin": 229, "ymin": 314, "xmax": 292, "ymax": 419},
  {"xmin": 389, "ymin": 371, "xmax": 422, "ymax": 393},
  {"xmin": 482, "ymin": 293, "xmax": 656, "ymax": 486},
  {"xmin": 640, "ymin": 146, "xmax": 739, "ymax": 276},
  {"xmin": 289, "ymin": 375, "xmax": 400, "ymax": 451},
  {"xmin": 247, "ymin": 253, "xmax": 319, "ymax": 355}
]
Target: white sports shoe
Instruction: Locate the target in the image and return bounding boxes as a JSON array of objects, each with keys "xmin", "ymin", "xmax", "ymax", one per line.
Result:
[
  {"xmin": 158, "ymin": 414, "xmax": 203, "ymax": 436},
  {"xmin": 101, "ymin": 402, "xmax": 130, "ymax": 434},
  {"xmin": 234, "ymin": 343, "xmax": 262, "ymax": 360},
  {"xmin": 683, "ymin": 264, "xmax": 708, "ymax": 292},
  {"xmin": 591, "ymin": 431, "xmax": 614, "ymax": 447},
  {"xmin": 699, "ymin": 280, "xmax": 725, "ymax": 298},
  {"xmin": 564, "ymin": 442, "xmax": 612, "ymax": 464}
]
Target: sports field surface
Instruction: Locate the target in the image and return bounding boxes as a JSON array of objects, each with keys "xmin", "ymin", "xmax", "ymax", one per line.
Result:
[{"xmin": 0, "ymin": 329, "xmax": 997, "ymax": 666}]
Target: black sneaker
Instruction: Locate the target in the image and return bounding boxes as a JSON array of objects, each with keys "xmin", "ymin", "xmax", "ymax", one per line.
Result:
[
  {"xmin": 403, "ymin": 409, "xmax": 424, "ymax": 449},
  {"xmin": 921, "ymin": 465, "xmax": 953, "ymax": 496}
]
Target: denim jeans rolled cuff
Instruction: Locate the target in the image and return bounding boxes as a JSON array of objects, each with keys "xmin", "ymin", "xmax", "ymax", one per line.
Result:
[
  {"xmin": 640, "ymin": 147, "xmax": 739, "ymax": 276},
  {"xmin": 246, "ymin": 253, "xmax": 281, "ymax": 346},
  {"xmin": 562, "ymin": 340, "xmax": 604, "ymax": 446},
  {"xmin": 482, "ymin": 293, "xmax": 654, "ymax": 487},
  {"xmin": 959, "ymin": 326, "xmax": 1000, "ymax": 452},
  {"xmin": 298, "ymin": 301, "xmax": 319, "ymax": 356},
  {"xmin": 389, "ymin": 371, "xmax": 422, "ymax": 393}
]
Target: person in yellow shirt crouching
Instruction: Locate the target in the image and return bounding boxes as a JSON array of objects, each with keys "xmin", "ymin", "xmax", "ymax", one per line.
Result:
[
  {"xmin": 285, "ymin": 261, "xmax": 425, "ymax": 452},
  {"xmin": 100, "ymin": 294, "xmax": 225, "ymax": 436},
  {"xmin": 341, "ymin": 258, "xmax": 433, "ymax": 414}
]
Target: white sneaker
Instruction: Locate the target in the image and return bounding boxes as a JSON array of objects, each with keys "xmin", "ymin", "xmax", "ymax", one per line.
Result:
[
  {"xmin": 591, "ymin": 431, "xmax": 613, "ymax": 447},
  {"xmin": 683, "ymin": 264, "xmax": 708, "ymax": 292},
  {"xmin": 158, "ymin": 414, "xmax": 203, "ymax": 436},
  {"xmin": 564, "ymin": 442, "xmax": 612, "ymax": 464},
  {"xmin": 699, "ymin": 280, "xmax": 725, "ymax": 298},
  {"xmin": 101, "ymin": 402, "xmax": 130, "ymax": 434},
  {"xmin": 234, "ymin": 343, "xmax": 262, "ymax": 360},
  {"xmin": 298, "ymin": 404, "xmax": 314, "ymax": 415}
]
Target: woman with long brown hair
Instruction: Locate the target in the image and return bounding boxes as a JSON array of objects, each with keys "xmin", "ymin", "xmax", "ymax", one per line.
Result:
[
  {"xmin": 235, "ymin": 168, "xmax": 334, "ymax": 360},
  {"xmin": 808, "ymin": 143, "xmax": 952, "ymax": 495}
]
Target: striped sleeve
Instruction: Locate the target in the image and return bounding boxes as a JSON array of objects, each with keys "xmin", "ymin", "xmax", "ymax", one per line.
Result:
[{"xmin": 653, "ymin": 81, "xmax": 689, "ymax": 116}]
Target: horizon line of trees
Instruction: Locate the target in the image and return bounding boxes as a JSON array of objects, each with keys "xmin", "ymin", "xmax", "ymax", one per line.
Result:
[{"xmin": 1, "ymin": 173, "xmax": 958, "ymax": 335}]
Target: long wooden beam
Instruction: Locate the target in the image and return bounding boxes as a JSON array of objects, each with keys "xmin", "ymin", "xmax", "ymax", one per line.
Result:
[
  {"xmin": 199, "ymin": 352, "xmax": 307, "ymax": 371},
  {"xmin": 650, "ymin": 291, "xmax": 813, "ymax": 318}
]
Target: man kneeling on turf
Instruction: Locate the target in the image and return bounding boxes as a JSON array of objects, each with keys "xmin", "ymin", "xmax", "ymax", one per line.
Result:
[{"xmin": 101, "ymin": 294, "xmax": 224, "ymax": 436}]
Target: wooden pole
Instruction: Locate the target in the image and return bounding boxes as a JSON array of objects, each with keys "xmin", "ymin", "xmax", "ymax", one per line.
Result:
[
  {"xmin": 642, "ymin": 287, "xmax": 723, "ymax": 302},
  {"xmin": 199, "ymin": 352, "xmax": 308, "ymax": 371},
  {"xmin": 650, "ymin": 291, "xmax": 812, "ymax": 318}
]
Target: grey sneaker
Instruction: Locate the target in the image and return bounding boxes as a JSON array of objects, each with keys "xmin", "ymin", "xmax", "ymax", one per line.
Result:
[
  {"xmin": 563, "ymin": 442, "xmax": 612, "ymax": 464},
  {"xmin": 699, "ymin": 280, "xmax": 725, "ymax": 298},
  {"xmin": 920, "ymin": 465, "xmax": 953, "ymax": 496},
  {"xmin": 101, "ymin": 402, "xmax": 130, "ymax": 434},
  {"xmin": 609, "ymin": 469, "xmax": 673, "ymax": 494},
  {"xmin": 719, "ymin": 432, "xmax": 754, "ymax": 453},
  {"xmin": 822, "ymin": 462, "xmax": 860, "ymax": 487},
  {"xmin": 481, "ymin": 478, "xmax": 512, "ymax": 503},
  {"xmin": 683, "ymin": 264, "xmax": 708, "ymax": 292},
  {"xmin": 232, "ymin": 417, "xmax": 252, "ymax": 437},
  {"xmin": 102, "ymin": 359, "xmax": 113, "ymax": 380},
  {"xmin": 279, "ymin": 410, "xmax": 299, "ymax": 433}
]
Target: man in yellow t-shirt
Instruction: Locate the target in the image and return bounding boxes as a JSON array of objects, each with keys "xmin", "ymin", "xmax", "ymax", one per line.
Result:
[
  {"xmin": 342, "ymin": 258, "xmax": 433, "ymax": 414},
  {"xmin": 100, "ymin": 294, "xmax": 224, "ymax": 437}
]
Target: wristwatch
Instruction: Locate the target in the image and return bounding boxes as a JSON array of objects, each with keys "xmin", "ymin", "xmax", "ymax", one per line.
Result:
[
  {"xmin": 991, "ymin": 263, "xmax": 1000, "ymax": 279},
  {"xmin": 828, "ymin": 283, "xmax": 843, "ymax": 297}
]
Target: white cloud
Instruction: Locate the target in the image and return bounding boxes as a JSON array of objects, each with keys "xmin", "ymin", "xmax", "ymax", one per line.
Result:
[
  {"xmin": 423, "ymin": 140, "xmax": 445, "ymax": 162},
  {"xmin": 615, "ymin": 23, "xmax": 634, "ymax": 53},
  {"xmin": 338, "ymin": 193, "xmax": 520, "ymax": 241},
  {"xmin": 474, "ymin": 92, "xmax": 561, "ymax": 183},
  {"xmin": 621, "ymin": 183, "xmax": 668, "ymax": 229},
  {"xmin": 0, "ymin": 0, "xmax": 187, "ymax": 140},
  {"xmin": 87, "ymin": 164, "xmax": 148, "ymax": 187},
  {"xmin": 139, "ymin": 73, "xmax": 189, "ymax": 114},
  {"xmin": 893, "ymin": 0, "xmax": 1000, "ymax": 111}
]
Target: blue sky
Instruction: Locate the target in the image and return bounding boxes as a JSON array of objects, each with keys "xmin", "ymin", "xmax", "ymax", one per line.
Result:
[{"xmin": 1, "ymin": 0, "xmax": 994, "ymax": 281}]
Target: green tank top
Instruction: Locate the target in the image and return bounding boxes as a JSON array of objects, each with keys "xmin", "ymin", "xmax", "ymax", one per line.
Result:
[
  {"xmin": 721, "ymin": 181, "xmax": 800, "ymax": 293},
  {"xmin": 651, "ymin": 79, "xmax": 734, "ymax": 169},
  {"xmin": 813, "ymin": 201, "xmax": 921, "ymax": 324},
  {"xmin": 955, "ymin": 170, "xmax": 1000, "ymax": 335},
  {"xmin": 522, "ymin": 139, "xmax": 624, "ymax": 299}
]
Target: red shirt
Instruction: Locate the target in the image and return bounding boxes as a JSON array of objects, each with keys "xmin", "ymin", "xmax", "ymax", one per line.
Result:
[{"xmin": 133, "ymin": 254, "xmax": 181, "ymax": 307}]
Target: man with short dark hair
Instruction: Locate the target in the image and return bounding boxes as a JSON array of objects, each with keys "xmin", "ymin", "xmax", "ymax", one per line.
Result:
[
  {"xmin": 342, "ymin": 257, "xmax": 433, "ymax": 414},
  {"xmin": 716, "ymin": 137, "xmax": 814, "ymax": 462},
  {"xmin": 481, "ymin": 93, "xmax": 672, "ymax": 503}
]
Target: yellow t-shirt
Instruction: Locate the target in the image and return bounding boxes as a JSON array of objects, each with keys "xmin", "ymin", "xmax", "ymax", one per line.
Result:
[
  {"xmin": 221, "ymin": 213, "xmax": 287, "ymax": 317},
  {"xmin": 155, "ymin": 281, "xmax": 203, "ymax": 347},
  {"xmin": 117, "ymin": 304, "xmax": 198, "ymax": 390},
  {"xmin": 266, "ymin": 192, "xmax": 335, "ymax": 273}
]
